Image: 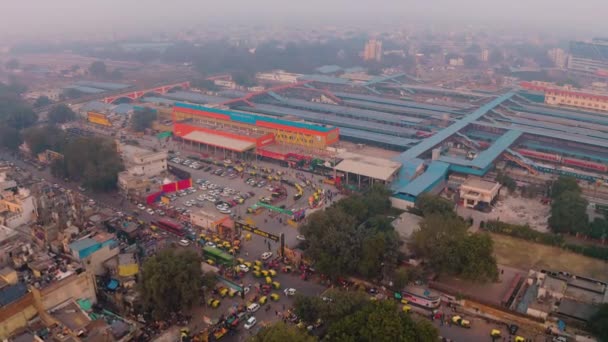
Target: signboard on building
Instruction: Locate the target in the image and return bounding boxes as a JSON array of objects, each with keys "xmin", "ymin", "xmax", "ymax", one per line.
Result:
[
  {"xmin": 87, "ymin": 111, "xmax": 111, "ymax": 127},
  {"xmin": 235, "ymin": 221, "xmax": 279, "ymax": 242}
]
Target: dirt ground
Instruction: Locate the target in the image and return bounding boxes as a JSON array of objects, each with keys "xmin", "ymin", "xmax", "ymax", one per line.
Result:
[{"xmin": 491, "ymin": 233, "xmax": 608, "ymax": 282}]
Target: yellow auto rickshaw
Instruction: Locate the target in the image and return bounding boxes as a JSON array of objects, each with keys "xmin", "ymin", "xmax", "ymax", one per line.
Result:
[
  {"xmin": 253, "ymin": 265, "xmax": 262, "ymax": 272},
  {"xmin": 245, "ymin": 233, "xmax": 252, "ymax": 241},
  {"xmin": 269, "ymin": 269, "xmax": 277, "ymax": 277},
  {"xmin": 213, "ymin": 237, "xmax": 221, "ymax": 244},
  {"xmin": 490, "ymin": 329, "xmax": 501, "ymax": 338},
  {"xmin": 515, "ymin": 336, "xmax": 525, "ymax": 342},
  {"xmin": 236, "ymin": 257, "xmax": 245, "ymax": 264},
  {"xmin": 265, "ymin": 276, "xmax": 272, "ymax": 284},
  {"xmin": 402, "ymin": 305, "xmax": 411, "ymax": 313},
  {"xmin": 228, "ymin": 289, "xmax": 237, "ymax": 297},
  {"xmin": 261, "ymin": 270, "xmax": 269, "ymax": 277},
  {"xmin": 254, "ymin": 260, "xmax": 262, "ymax": 267},
  {"xmin": 401, "ymin": 298, "xmax": 409, "ymax": 305},
  {"xmin": 222, "ymin": 241, "xmax": 231, "ymax": 249},
  {"xmin": 219, "ymin": 288, "xmax": 229, "ymax": 297},
  {"xmin": 206, "ymin": 259, "xmax": 215, "ymax": 266},
  {"xmin": 259, "ymin": 296, "xmax": 267, "ymax": 305},
  {"xmin": 270, "ymin": 293, "xmax": 280, "ymax": 301},
  {"xmin": 272, "ymin": 281, "xmax": 281, "ymax": 289},
  {"xmin": 253, "ymin": 270, "xmax": 262, "ymax": 278},
  {"xmin": 244, "ymin": 261, "xmax": 253, "ymax": 268}
]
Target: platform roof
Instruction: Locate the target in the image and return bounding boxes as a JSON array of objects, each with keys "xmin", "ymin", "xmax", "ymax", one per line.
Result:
[
  {"xmin": 316, "ymin": 65, "xmax": 342, "ymax": 74},
  {"xmin": 439, "ymin": 130, "xmax": 522, "ymax": 169},
  {"xmin": 74, "ymin": 81, "xmax": 131, "ymax": 90},
  {"xmin": 65, "ymin": 85, "xmax": 106, "ymax": 94},
  {"xmin": 396, "ymin": 92, "xmax": 515, "ymax": 162},
  {"xmin": 334, "ymin": 152, "xmax": 401, "ymax": 181},
  {"xmin": 163, "ymin": 91, "xmax": 230, "ymax": 104},
  {"xmin": 141, "ymin": 97, "xmax": 175, "ymax": 105},
  {"xmin": 298, "ymin": 74, "xmax": 352, "ymax": 85},
  {"xmin": 343, "ymin": 99, "xmax": 453, "ymax": 120},
  {"xmin": 338, "ymin": 127, "xmax": 418, "ymax": 147},
  {"xmin": 399, "ymin": 84, "xmax": 492, "ymax": 98},
  {"xmin": 493, "ymin": 115, "xmax": 608, "ymax": 140},
  {"xmin": 237, "ymin": 104, "xmax": 419, "ymax": 138},
  {"xmin": 395, "ymin": 161, "xmax": 449, "ymax": 196},
  {"xmin": 182, "ymin": 131, "xmax": 255, "ymax": 152},
  {"xmin": 334, "ymin": 92, "xmax": 466, "ymax": 113}
]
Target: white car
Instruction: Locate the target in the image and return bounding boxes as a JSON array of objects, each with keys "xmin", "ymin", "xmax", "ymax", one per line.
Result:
[
  {"xmin": 146, "ymin": 208, "xmax": 155, "ymax": 215},
  {"xmin": 137, "ymin": 204, "xmax": 145, "ymax": 210},
  {"xmin": 247, "ymin": 303, "xmax": 260, "ymax": 313},
  {"xmin": 261, "ymin": 252, "xmax": 273, "ymax": 260},
  {"xmin": 238, "ymin": 264, "xmax": 250, "ymax": 273},
  {"xmin": 205, "ymin": 241, "xmax": 216, "ymax": 248},
  {"xmin": 284, "ymin": 288, "xmax": 296, "ymax": 296},
  {"xmin": 244, "ymin": 316, "xmax": 257, "ymax": 330},
  {"xmin": 178, "ymin": 239, "xmax": 191, "ymax": 247},
  {"xmin": 219, "ymin": 208, "xmax": 231, "ymax": 215},
  {"xmin": 296, "ymin": 235, "xmax": 306, "ymax": 241}
]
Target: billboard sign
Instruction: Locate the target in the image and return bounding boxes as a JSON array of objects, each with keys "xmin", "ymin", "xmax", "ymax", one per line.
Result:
[
  {"xmin": 87, "ymin": 111, "xmax": 111, "ymax": 127},
  {"xmin": 235, "ymin": 221, "xmax": 279, "ymax": 242}
]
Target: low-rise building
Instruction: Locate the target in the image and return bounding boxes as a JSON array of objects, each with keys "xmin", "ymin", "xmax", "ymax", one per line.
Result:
[
  {"xmin": 0, "ymin": 188, "xmax": 38, "ymax": 229},
  {"xmin": 68, "ymin": 233, "xmax": 119, "ymax": 276},
  {"xmin": 459, "ymin": 177, "xmax": 501, "ymax": 209},
  {"xmin": 191, "ymin": 210, "xmax": 229, "ymax": 231},
  {"xmin": 119, "ymin": 144, "xmax": 167, "ymax": 178}
]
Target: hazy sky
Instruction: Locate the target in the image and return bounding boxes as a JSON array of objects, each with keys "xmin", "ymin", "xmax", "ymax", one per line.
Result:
[{"xmin": 2, "ymin": 0, "xmax": 608, "ymax": 39}]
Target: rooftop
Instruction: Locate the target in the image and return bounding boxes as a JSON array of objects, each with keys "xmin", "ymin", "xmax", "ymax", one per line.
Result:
[
  {"xmin": 182, "ymin": 131, "xmax": 256, "ymax": 152},
  {"xmin": 334, "ymin": 152, "xmax": 401, "ymax": 181},
  {"xmin": 51, "ymin": 301, "xmax": 91, "ymax": 332},
  {"xmin": 0, "ymin": 282, "xmax": 28, "ymax": 306},
  {"xmin": 461, "ymin": 177, "xmax": 501, "ymax": 192},
  {"xmin": 556, "ymin": 298, "xmax": 599, "ymax": 322},
  {"xmin": 395, "ymin": 161, "xmax": 450, "ymax": 197}
]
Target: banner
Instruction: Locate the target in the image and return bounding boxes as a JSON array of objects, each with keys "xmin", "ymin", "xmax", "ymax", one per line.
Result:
[
  {"xmin": 235, "ymin": 221, "xmax": 279, "ymax": 242},
  {"xmin": 87, "ymin": 111, "xmax": 111, "ymax": 127}
]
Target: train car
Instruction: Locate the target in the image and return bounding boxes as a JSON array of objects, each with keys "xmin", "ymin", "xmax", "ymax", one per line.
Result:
[
  {"xmin": 563, "ymin": 158, "xmax": 608, "ymax": 173},
  {"xmin": 516, "ymin": 149, "xmax": 561, "ymax": 162}
]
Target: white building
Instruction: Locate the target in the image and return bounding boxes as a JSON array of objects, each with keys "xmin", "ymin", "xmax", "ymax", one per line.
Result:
[
  {"xmin": 548, "ymin": 48, "xmax": 567, "ymax": 69},
  {"xmin": 119, "ymin": 144, "xmax": 167, "ymax": 178},
  {"xmin": 256, "ymin": 70, "xmax": 302, "ymax": 84},
  {"xmin": 0, "ymin": 188, "xmax": 37, "ymax": 229}
]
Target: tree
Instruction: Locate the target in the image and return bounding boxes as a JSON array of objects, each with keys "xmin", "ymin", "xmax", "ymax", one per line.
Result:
[
  {"xmin": 131, "ymin": 108, "xmax": 157, "ymax": 132},
  {"xmin": 249, "ymin": 322, "xmax": 316, "ymax": 342},
  {"xmin": 410, "ymin": 214, "xmax": 498, "ymax": 282},
  {"xmin": 549, "ymin": 190, "xmax": 589, "ymax": 235},
  {"xmin": 589, "ymin": 304, "xmax": 608, "ymax": 342},
  {"xmin": 62, "ymin": 88, "xmax": 84, "ymax": 100},
  {"xmin": 89, "ymin": 61, "xmax": 107, "ymax": 77},
  {"xmin": 0, "ymin": 126, "xmax": 21, "ymax": 150},
  {"xmin": 489, "ymin": 49, "xmax": 503, "ymax": 64},
  {"xmin": 109, "ymin": 69, "xmax": 123, "ymax": 80},
  {"xmin": 293, "ymin": 295, "xmax": 323, "ymax": 324},
  {"xmin": 22, "ymin": 126, "xmax": 67, "ymax": 155},
  {"xmin": 415, "ymin": 193, "xmax": 455, "ymax": 217},
  {"xmin": 34, "ymin": 95, "xmax": 53, "ymax": 108},
  {"xmin": 589, "ymin": 218, "xmax": 608, "ymax": 240},
  {"xmin": 231, "ymin": 70, "xmax": 257, "ymax": 87},
  {"xmin": 463, "ymin": 55, "xmax": 480, "ymax": 68},
  {"xmin": 392, "ymin": 268, "xmax": 411, "ymax": 291},
  {"xmin": 551, "ymin": 176, "xmax": 581, "ymax": 199},
  {"xmin": 48, "ymin": 104, "xmax": 76, "ymax": 124},
  {"xmin": 326, "ymin": 300, "xmax": 438, "ymax": 342},
  {"xmin": 191, "ymin": 78, "xmax": 220, "ymax": 91},
  {"xmin": 51, "ymin": 136, "xmax": 124, "ymax": 191},
  {"xmin": 5, "ymin": 58, "xmax": 19, "ymax": 70},
  {"xmin": 139, "ymin": 249, "xmax": 202, "ymax": 320}
]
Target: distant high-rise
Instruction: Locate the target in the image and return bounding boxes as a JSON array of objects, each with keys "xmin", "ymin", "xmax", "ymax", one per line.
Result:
[
  {"xmin": 568, "ymin": 38, "xmax": 608, "ymax": 79},
  {"xmin": 480, "ymin": 49, "xmax": 489, "ymax": 62},
  {"xmin": 547, "ymin": 48, "xmax": 567, "ymax": 69},
  {"xmin": 363, "ymin": 39, "xmax": 383, "ymax": 62}
]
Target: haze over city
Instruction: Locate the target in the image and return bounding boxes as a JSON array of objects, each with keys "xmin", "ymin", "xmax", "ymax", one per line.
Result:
[{"xmin": 1, "ymin": 0, "xmax": 608, "ymax": 341}]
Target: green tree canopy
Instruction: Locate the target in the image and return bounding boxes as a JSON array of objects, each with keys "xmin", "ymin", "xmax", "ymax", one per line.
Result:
[
  {"xmin": 249, "ymin": 322, "xmax": 316, "ymax": 342},
  {"xmin": 34, "ymin": 95, "xmax": 53, "ymax": 108},
  {"xmin": 51, "ymin": 136, "xmax": 124, "ymax": 191},
  {"xmin": 326, "ymin": 300, "xmax": 438, "ymax": 342},
  {"xmin": 415, "ymin": 193, "xmax": 455, "ymax": 217},
  {"xmin": 548, "ymin": 190, "xmax": 589, "ymax": 235},
  {"xmin": 22, "ymin": 125, "xmax": 67, "ymax": 155},
  {"xmin": 410, "ymin": 214, "xmax": 498, "ymax": 282},
  {"xmin": 89, "ymin": 61, "xmax": 107, "ymax": 77},
  {"xmin": 139, "ymin": 249, "xmax": 203, "ymax": 320},
  {"xmin": 48, "ymin": 104, "xmax": 76, "ymax": 124},
  {"xmin": 0, "ymin": 126, "xmax": 21, "ymax": 150},
  {"xmin": 131, "ymin": 108, "xmax": 157, "ymax": 132},
  {"xmin": 589, "ymin": 304, "xmax": 608, "ymax": 342},
  {"xmin": 589, "ymin": 218, "xmax": 608, "ymax": 240},
  {"xmin": 551, "ymin": 176, "xmax": 581, "ymax": 199}
]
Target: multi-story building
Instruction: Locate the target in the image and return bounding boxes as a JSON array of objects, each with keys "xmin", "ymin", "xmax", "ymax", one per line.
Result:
[
  {"xmin": 568, "ymin": 38, "xmax": 608, "ymax": 80},
  {"xmin": 0, "ymin": 188, "xmax": 37, "ymax": 229},
  {"xmin": 520, "ymin": 81, "xmax": 608, "ymax": 113},
  {"xmin": 255, "ymin": 70, "xmax": 302, "ymax": 84},
  {"xmin": 67, "ymin": 232, "xmax": 119, "ymax": 276},
  {"xmin": 548, "ymin": 48, "xmax": 567, "ymax": 69},
  {"xmin": 119, "ymin": 144, "xmax": 167, "ymax": 178},
  {"xmin": 363, "ymin": 39, "xmax": 383, "ymax": 62},
  {"xmin": 480, "ymin": 48, "xmax": 489, "ymax": 62}
]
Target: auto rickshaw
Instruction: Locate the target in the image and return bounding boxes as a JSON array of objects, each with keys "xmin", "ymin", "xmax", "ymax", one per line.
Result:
[
  {"xmin": 259, "ymin": 296, "xmax": 267, "ymax": 305},
  {"xmin": 270, "ymin": 293, "xmax": 280, "ymax": 301},
  {"xmin": 244, "ymin": 261, "xmax": 253, "ymax": 268},
  {"xmin": 402, "ymin": 305, "xmax": 411, "ymax": 313},
  {"xmin": 401, "ymin": 298, "xmax": 409, "ymax": 305},
  {"xmin": 253, "ymin": 270, "xmax": 262, "ymax": 278},
  {"xmin": 208, "ymin": 298, "xmax": 220, "ymax": 308},
  {"xmin": 253, "ymin": 265, "xmax": 262, "ymax": 272},
  {"xmin": 268, "ymin": 269, "xmax": 277, "ymax": 277},
  {"xmin": 490, "ymin": 329, "xmax": 501, "ymax": 338},
  {"xmin": 272, "ymin": 281, "xmax": 281, "ymax": 289},
  {"xmin": 261, "ymin": 270, "xmax": 270, "ymax": 277},
  {"xmin": 219, "ymin": 287, "xmax": 229, "ymax": 297},
  {"xmin": 206, "ymin": 259, "xmax": 215, "ymax": 266},
  {"xmin": 515, "ymin": 336, "xmax": 525, "ymax": 342},
  {"xmin": 236, "ymin": 257, "xmax": 245, "ymax": 264},
  {"xmin": 265, "ymin": 276, "xmax": 272, "ymax": 284},
  {"xmin": 254, "ymin": 260, "xmax": 262, "ymax": 267},
  {"xmin": 222, "ymin": 241, "xmax": 231, "ymax": 249},
  {"xmin": 228, "ymin": 289, "xmax": 237, "ymax": 297},
  {"xmin": 213, "ymin": 237, "xmax": 221, "ymax": 245}
]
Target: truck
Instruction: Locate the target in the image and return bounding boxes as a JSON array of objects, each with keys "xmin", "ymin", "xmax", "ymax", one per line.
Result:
[{"xmin": 451, "ymin": 315, "xmax": 471, "ymax": 328}]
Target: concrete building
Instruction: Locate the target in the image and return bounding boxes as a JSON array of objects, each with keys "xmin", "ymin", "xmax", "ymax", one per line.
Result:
[
  {"xmin": 548, "ymin": 48, "xmax": 567, "ymax": 69},
  {"xmin": 68, "ymin": 233, "xmax": 119, "ymax": 276},
  {"xmin": 255, "ymin": 70, "xmax": 302, "ymax": 84},
  {"xmin": 0, "ymin": 188, "xmax": 37, "ymax": 229},
  {"xmin": 459, "ymin": 177, "xmax": 501, "ymax": 208},
  {"xmin": 191, "ymin": 210, "xmax": 229, "ymax": 231},
  {"xmin": 568, "ymin": 39, "xmax": 608, "ymax": 80},
  {"xmin": 363, "ymin": 39, "xmax": 383, "ymax": 62},
  {"xmin": 119, "ymin": 144, "xmax": 167, "ymax": 178},
  {"xmin": 480, "ymin": 49, "xmax": 489, "ymax": 62}
]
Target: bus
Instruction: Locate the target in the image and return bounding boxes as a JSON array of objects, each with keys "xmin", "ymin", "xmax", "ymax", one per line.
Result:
[
  {"xmin": 401, "ymin": 286, "xmax": 441, "ymax": 309},
  {"xmin": 203, "ymin": 246, "xmax": 234, "ymax": 265},
  {"xmin": 155, "ymin": 220, "xmax": 185, "ymax": 237}
]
